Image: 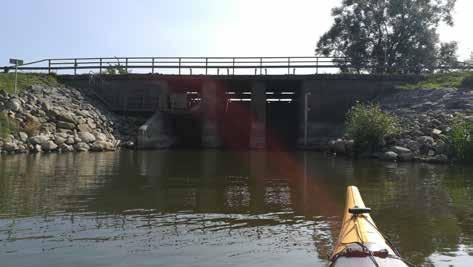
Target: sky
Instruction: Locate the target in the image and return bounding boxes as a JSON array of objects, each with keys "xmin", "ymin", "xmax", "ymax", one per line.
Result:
[{"xmin": 1, "ymin": 0, "xmax": 472, "ymax": 66}]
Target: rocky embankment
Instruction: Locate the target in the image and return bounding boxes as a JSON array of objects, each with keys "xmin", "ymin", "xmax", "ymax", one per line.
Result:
[
  {"xmin": 329, "ymin": 88, "xmax": 473, "ymax": 163},
  {"xmin": 0, "ymin": 85, "xmax": 140, "ymax": 154}
]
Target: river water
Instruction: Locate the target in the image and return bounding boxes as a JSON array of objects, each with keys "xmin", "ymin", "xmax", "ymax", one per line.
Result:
[{"xmin": 0, "ymin": 151, "xmax": 472, "ymax": 266}]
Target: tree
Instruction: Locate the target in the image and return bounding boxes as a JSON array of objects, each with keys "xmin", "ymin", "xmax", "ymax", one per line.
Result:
[
  {"xmin": 316, "ymin": 0, "xmax": 456, "ymax": 74},
  {"xmin": 438, "ymin": 41, "xmax": 459, "ymax": 71}
]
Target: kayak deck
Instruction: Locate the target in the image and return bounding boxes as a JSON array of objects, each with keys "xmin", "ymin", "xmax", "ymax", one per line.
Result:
[{"xmin": 330, "ymin": 186, "xmax": 408, "ymax": 267}]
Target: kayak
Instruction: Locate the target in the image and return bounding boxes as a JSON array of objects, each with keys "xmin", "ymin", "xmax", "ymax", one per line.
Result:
[{"xmin": 330, "ymin": 186, "xmax": 410, "ymax": 267}]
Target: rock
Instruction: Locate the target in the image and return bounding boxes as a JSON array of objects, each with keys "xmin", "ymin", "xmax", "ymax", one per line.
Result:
[
  {"xmin": 29, "ymin": 135, "xmax": 49, "ymax": 145},
  {"xmin": 123, "ymin": 140, "xmax": 135, "ymax": 149},
  {"xmin": 18, "ymin": 132, "xmax": 28, "ymax": 142},
  {"xmin": 426, "ymin": 154, "xmax": 449, "ymax": 164},
  {"xmin": 77, "ymin": 123, "xmax": 92, "ymax": 133},
  {"xmin": 56, "ymin": 121, "xmax": 76, "ymax": 130},
  {"xmin": 32, "ymin": 144, "xmax": 42, "ymax": 153},
  {"xmin": 55, "ymin": 136, "xmax": 66, "ymax": 145},
  {"xmin": 398, "ymin": 152, "xmax": 414, "ymax": 161},
  {"xmin": 3, "ymin": 142, "xmax": 18, "ymax": 152},
  {"xmin": 417, "ymin": 136, "xmax": 434, "ymax": 146},
  {"xmin": 6, "ymin": 98, "xmax": 22, "ymax": 112},
  {"xmin": 41, "ymin": 140, "xmax": 58, "ymax": 151},
  {"xmin": 90, "ymin": 141, "xmax": 114, "ymax": 152},
  {"xmin": 65, "ymin": 137, "xmax": 76, "ymax": 145},
  {"xmin": 74, "ymin": 142, "xmax": 90, "ymax": 152},
  {"xmin": 392, "ymin": 146, "xmax": 411, "ymax": 154},
  {"xmin": 59, "ymin": 143, "xmax": 74, "ymax": 152},
  {"xmin": 78, "ymin": 132, "xmax": 96, "ymax": 143},
  {"xmin": 432, "ymin": 128, "xmax": 442, "ymax": 136},
  {"xmin": 381, "ymin": 151, "xmax": 398, "ymax": 161},
  {"xmin": 94, "ymin": 132, "xmax": 107, "ymax": 142}
]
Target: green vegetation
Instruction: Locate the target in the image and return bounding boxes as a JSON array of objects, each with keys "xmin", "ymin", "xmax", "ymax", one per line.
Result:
[
  {"xmin": 0, "ymin": 73, "xmax": 60, "ymax": 94},
  {"xmin": 345, "ymin": 102, "xmax": 400, "ymax": 153},
  {"xmin": 104, "ymin": 64, "xmax": 129, "ymax": 75},
  {"xmin": 0, "ymin": 112, "xmax": 18, "ymax": 138},
  {"xmin": 399, "ymin": 71, "xmax": 473, "ymax": 90},
  {"xmin": 449, "ymin": 117, "xmax": 473, "ymax": 162}
]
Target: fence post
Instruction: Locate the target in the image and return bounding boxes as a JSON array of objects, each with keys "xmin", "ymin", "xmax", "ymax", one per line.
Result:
[
  {"xmin": 288, "ymin": 57, "xmax": 290, "ymax": 75},
  {"xmin": 152, "ymin": 58, "xmax": 155, "ymax": 74},
  {"xmin": 125, "ymin": 58, "xmax": 128, "ymax": 73},
  {"xmin": 316, "ymin": 57, "xmax": 319, "ymax": 74},
  {"xmin": 99, "ymin": 58, "xmax": 103, "ymax": 74},
  {"xmin": 232, "ymin": 58, "xmax": 235, "ymax": 75},
  {"xmin": 74, "ymin": 59, "xmax": 77, "ymax": 75},
  {"xmin": 48, "ymin": 59, "xmax": 51, "ymax": 74},
  {"xmin": 260, "ymin": 57, "xmax": 263, "ymax": 75},
  {"xmin": 205, "ymin": 58, "xmax": 208, "ymax": 75},
  {"xmin": 178, "ymin": 58, "xmax": 181, "ymax": 75}
]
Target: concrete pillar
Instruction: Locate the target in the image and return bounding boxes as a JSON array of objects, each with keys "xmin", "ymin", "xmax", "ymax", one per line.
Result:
[
  {"xmin": 137, "ymin": 81, "xmax": 175, "ymax": 149},
  {"xmin": 201, "ymin": 81, "xmax": 222, "ymax": 148},
  {"xmin": 250, "ymin": 82, "xmax": 266, "ymax": 149}
]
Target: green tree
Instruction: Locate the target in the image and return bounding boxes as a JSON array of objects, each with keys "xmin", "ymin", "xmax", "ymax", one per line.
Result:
[
  {"xmin": 438, "ymin": 41, "xmax": 459, "ymax": 71},
  {"xmin": 316, "ymin": 0, "xmax": 456, "ymax": 74}
]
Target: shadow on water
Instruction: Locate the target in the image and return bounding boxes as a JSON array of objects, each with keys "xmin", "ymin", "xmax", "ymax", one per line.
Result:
[{"xmin": 1, "ymin": 151, "xmax": 473, "ymax": 266}]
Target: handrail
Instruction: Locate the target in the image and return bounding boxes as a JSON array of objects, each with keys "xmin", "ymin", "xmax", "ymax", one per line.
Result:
[{"xmin": 3, "ymin": 56, "xmax": 473, "ymax": 75}]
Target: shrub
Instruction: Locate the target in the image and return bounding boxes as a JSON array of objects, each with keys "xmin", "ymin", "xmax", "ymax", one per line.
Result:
[
  {"xmin": 460, "ymin": 75, "xmax": 473, "ymax": 89},
  {"xmin": 449, "ymin": 117, "xmax": 473, "ymax": 162},
  {"xmin": 0, "ymin": 112, "xmax": 18, "ymax": 138},
  {"xmin": 345, "ymin": 102, "xmax": 400, "ymax": 153}
]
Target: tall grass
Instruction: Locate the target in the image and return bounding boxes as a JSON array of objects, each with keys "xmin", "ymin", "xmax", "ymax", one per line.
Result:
[{"xmin": 449, "ymin": 117, "xmax": 473, "ymax": 162}]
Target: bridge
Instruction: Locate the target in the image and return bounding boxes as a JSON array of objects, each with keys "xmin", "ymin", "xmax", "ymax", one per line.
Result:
[{"xmin": 7, "ymin": 56, "xmax": 471, "ymax": 150}]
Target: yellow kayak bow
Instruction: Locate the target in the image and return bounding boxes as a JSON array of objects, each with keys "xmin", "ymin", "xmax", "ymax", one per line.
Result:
[{"xmin": 330, "ymin": 186, "xmax": 410, "ymax": 267}]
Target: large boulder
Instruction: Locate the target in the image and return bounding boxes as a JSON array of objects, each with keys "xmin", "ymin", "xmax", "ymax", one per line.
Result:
[
  {"xmin": 381, "ymin": 151, "xmax": 398, "ymax": 161},
  {"xmin": 41, "ymin": 140, "xmax": 58, "ymax": 151},
  {"xmin": 29, "ymin": 135, "xmax": 50, "ymax": 145},
  {"xmin": 74, "ymin": 142, "xmax": 90, "ymax": 152},
  {"xmin": 56, "ymin": 121, "xmax": 76, "ymax": 130},
  {"xmin": 6, "ymin": 98, "xmax": 22, "ymax": 112},
  {"xmin": 3, "ymin": 142, "xmax": 18, "ymax": 152},
  {"xmin": 18, "ymin": 132, "xmax": 28, "ymax": 142},
  {"xmin": 78, "ymin": 132, "xmax": 96, "ymax": 143}
]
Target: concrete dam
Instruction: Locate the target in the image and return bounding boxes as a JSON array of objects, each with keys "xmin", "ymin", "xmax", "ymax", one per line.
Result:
[{"xmin": 61, "ymin": 73, "xmax": 419, "ymax": 150}]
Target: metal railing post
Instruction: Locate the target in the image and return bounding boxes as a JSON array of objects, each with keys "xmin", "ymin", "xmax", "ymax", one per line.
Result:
[
  {"xmin": 288, "ymin": 57, "xmax": 290, "ymax": 75},
  {"xmin": 99, "ymin": 58, "xmax": 103, "ymax": 74},
  {"xmin": 232, "ymin": 58, "xmax": 235, "ymax": 75},
  {"xmin": 152, "ymin": 58, "xmax": 155, "ymax": 74},
  {"xmin": 316, "ymin": 57, "xmax": 319, "ymax": 74},
  {"xmin": 205, "ymin": 58, "xmax": 208, "ymax": 75},
  {"xmin": 74, "ymin": 59, "xmax": 77, "ymax": 75},
  {"xmin": 48, "ymin": 59, "xmax": 51, "ymax": 74},
  {"xmin": 178, "ymin": 58, "xmax": 181, "ymax": 75},
  {"xmin": 260, "ymin": 57, "xmax": 263, "ymax": 75},
  {"xmin": 125, "ymin": 58, "xmax": 128, "ymax": 73}
]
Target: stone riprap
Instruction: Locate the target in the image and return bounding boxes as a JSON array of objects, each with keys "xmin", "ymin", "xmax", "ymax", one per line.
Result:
[
  {"xmin": 328, "ymin": 88, "xmax": 473, "ymax": 163},
  {"xmin": 0, "ymin": 85, "xmax": 140, "ymax": 154}
]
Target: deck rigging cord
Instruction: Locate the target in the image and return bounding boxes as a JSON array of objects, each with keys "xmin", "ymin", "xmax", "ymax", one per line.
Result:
[{"xmin": 329, "ymin": 211, "xmax": 415, "ymax": 267}]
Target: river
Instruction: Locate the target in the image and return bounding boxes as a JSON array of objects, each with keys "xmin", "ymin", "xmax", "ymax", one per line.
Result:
[{"xmin": 0, "ymin": 151, "xmax": 472, "ymax": 266}]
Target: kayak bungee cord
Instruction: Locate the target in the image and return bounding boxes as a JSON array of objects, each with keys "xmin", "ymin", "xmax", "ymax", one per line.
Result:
[{"xmin": 330, "ymin": 211, "xmax": 415, "ymax": 267}]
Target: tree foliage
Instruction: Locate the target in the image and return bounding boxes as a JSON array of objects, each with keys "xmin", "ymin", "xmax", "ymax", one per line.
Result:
[{"xmin": 316, "ymin": 0, "xmax": 457, "ymax": 74}]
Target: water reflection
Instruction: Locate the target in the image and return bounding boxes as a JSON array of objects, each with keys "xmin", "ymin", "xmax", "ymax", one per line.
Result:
[{"xmin": 0, "ymin": 151, "xmax": 473, "ymax": 266}]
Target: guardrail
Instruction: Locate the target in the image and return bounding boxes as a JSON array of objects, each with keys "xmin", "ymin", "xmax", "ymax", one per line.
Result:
[
  {"xmin": 3, "ymin": 56, "xmax": 473, "ymax": 75},
  {"xmin": 2, "ymin": 56, "xmax": 353, "ymax": 75}
]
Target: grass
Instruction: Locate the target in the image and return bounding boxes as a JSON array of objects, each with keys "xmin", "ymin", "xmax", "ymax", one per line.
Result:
[
  {"xmin": 399, "ymin": 71, "xmax": 473, "ymax": 90},
  {"xmin": 0, "ymin": 112, "xmax": 18, "ymax": 138},
  {"xmin": 0, "ymin": 73, "xmax": 60, "ymax": 94}
]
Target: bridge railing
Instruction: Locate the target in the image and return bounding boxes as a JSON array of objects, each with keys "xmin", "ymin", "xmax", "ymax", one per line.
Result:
[
  {"xmin": 4, "ymin": 56, "xmax": 473, "ymax": 75},
  {"xmin": 5, "ymin": 56, "xmax": 353, "ymax": 75}
]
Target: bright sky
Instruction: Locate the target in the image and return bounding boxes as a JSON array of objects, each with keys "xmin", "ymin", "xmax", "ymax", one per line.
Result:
[{"xmin": 1, "ymin": 0, "xmax": 472, "ymax": 65}]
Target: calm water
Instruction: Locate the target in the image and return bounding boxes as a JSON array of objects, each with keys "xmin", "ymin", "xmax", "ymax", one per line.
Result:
[{"xmin": 1, "ymin": 151, "xmax": 473, "ymax": 266}]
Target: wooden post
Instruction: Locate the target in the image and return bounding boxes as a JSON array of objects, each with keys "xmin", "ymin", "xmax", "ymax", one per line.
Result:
[
  {"xmin": 99, "ymin": 58, "xmax": 103, "ymax": 74},
  {"xmin": 125, "ymin": 58, "xmax": 128, "ymax": 73},
  {"xmin": 232, "ymin": 58, "xmax": 235, "ymax": 75},
  {"xmin": 316, "ymin": 57, "xmax": 319, "ymax": 74},
  {"xmin": 288, "ymin": 57, "xmax": 290, "ymax": 75},
  {"xmin": 205, "ymin": 58, "xmax": 208, "ymax": 75},
  {"xmin": 48, "ymin": 59, "xmax": 51, "ymax": 74},
  {"xmin": 260, "ymin": 57, "xmax": 263, "ymax": 75},
  {"xmin": 74, "ymin": 59, "xmax": 77, "ymax": 75}
]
